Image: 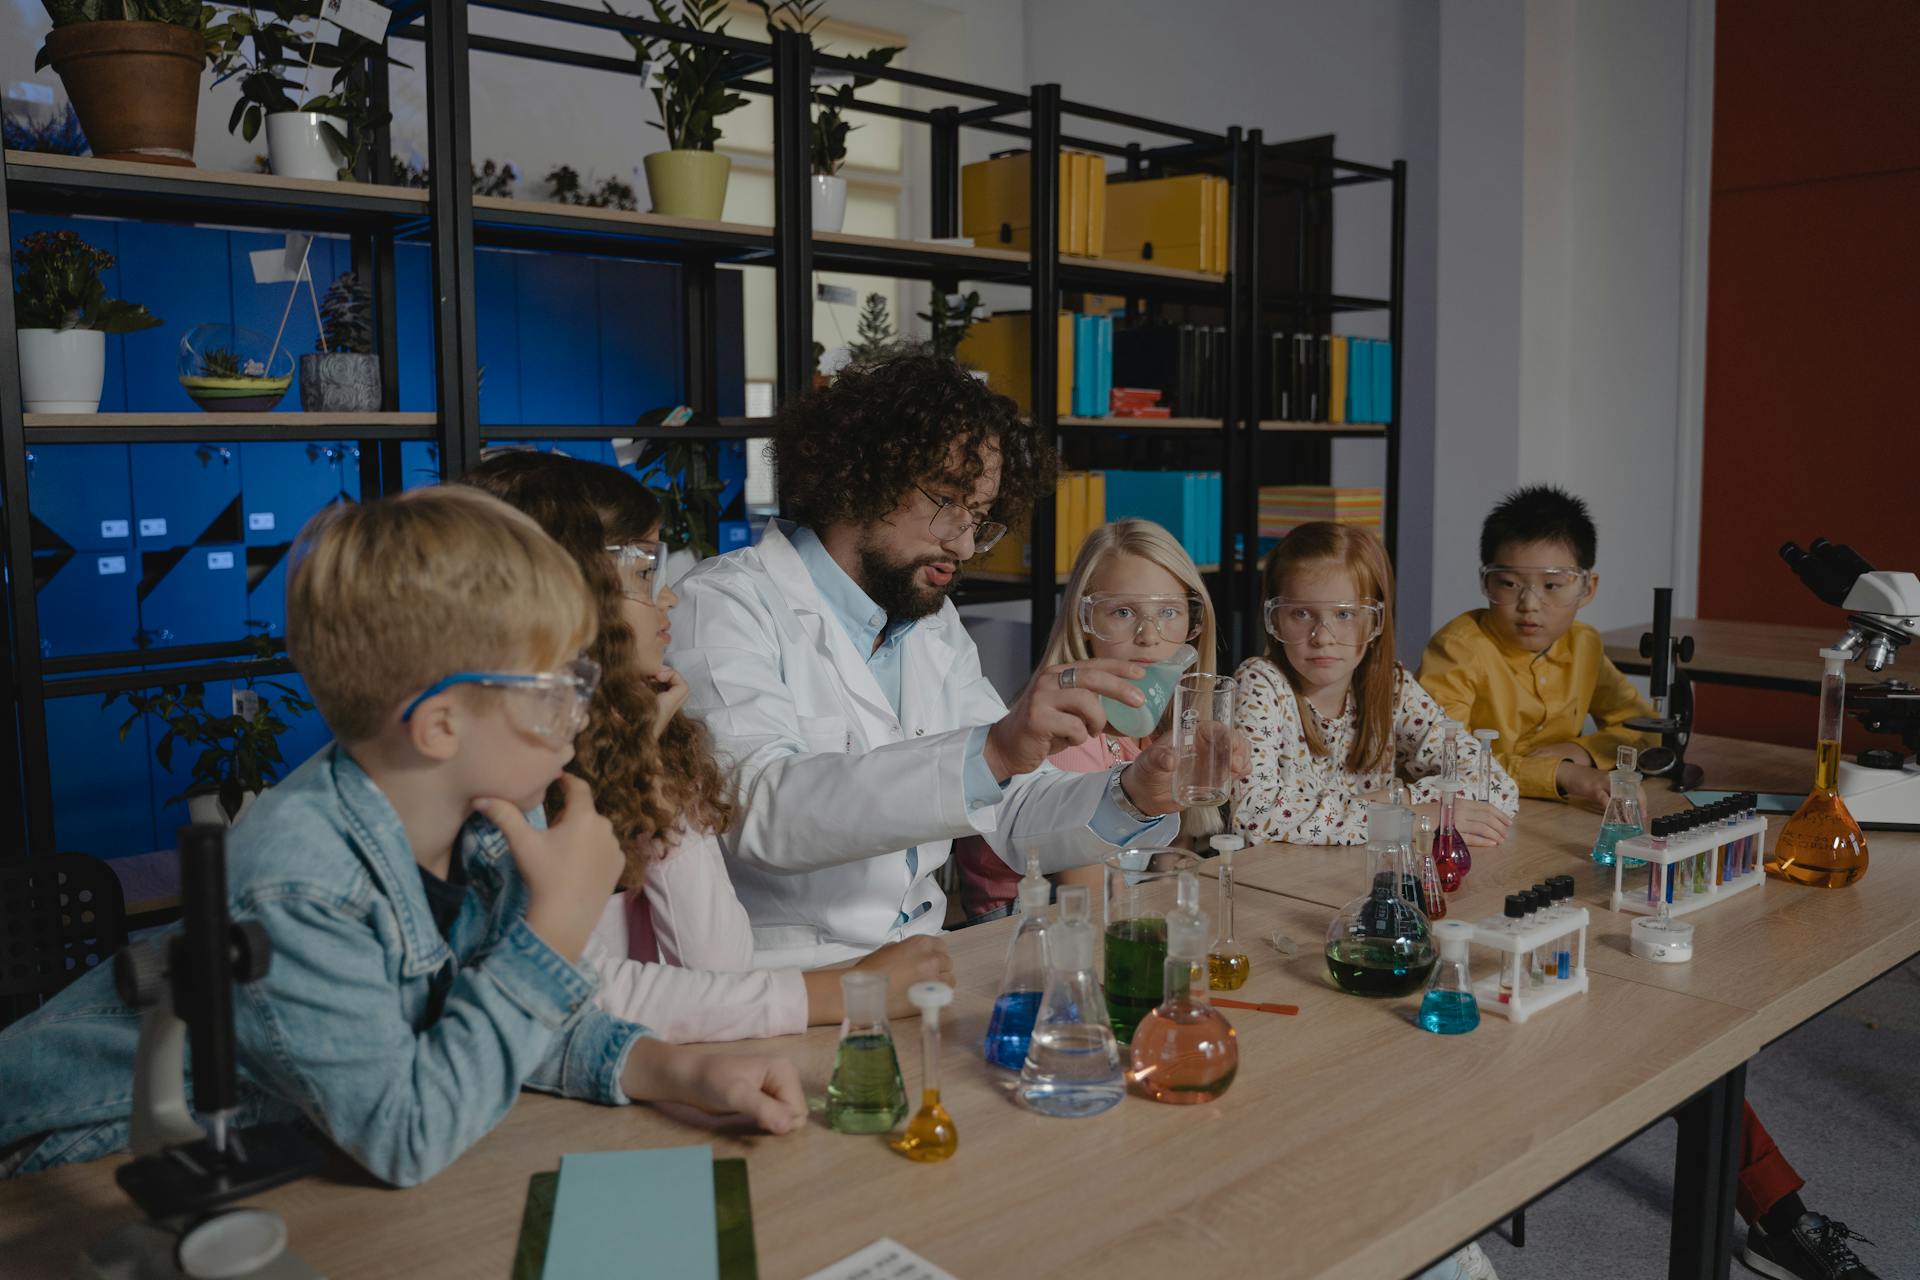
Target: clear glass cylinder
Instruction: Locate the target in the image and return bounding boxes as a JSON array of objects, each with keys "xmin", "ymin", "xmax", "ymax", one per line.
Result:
[{"xmin": 1172, "ymin": 672, "xmax": 1235, "ymax": 807}]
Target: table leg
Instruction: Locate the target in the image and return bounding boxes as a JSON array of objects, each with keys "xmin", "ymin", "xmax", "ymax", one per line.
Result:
[{"xmin": 1669, "ymin": 1063, "xmax": 1746, "ymax": 1280}]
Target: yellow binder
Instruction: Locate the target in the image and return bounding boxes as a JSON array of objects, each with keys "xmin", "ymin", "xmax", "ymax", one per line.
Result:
[
  {"xmin": 955, "ymin": 311, "xmax": 1074, "ymax": 418},
  {"xmin": 1103, "ymin": 173, "xmax": 1212, "ymax": 271},
  {"xmin": 1329, "ymin": 336, "xmax": 1348, "ymax": 424},
  {"xmin": 961, "ymin": 151, "xmax": 1075, "ymax": 254},
  {"xmin": 1085, "ymin": 155, "xmax": 1107, "ymax": 261},
  {"xmin": 1210, "ymin": 177, "xmax": 1230, "ymax": 273}
]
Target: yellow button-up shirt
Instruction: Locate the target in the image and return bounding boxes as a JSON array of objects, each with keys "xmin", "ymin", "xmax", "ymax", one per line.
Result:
[{"xmin": 1416, "ymin": 609, "xmax": 1657, "ymax": 800}]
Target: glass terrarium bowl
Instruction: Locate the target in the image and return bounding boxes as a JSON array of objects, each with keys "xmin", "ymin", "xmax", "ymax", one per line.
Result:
[{"xmin": 178, "ymin": 323, "xmax": 294, "ymax": 413}]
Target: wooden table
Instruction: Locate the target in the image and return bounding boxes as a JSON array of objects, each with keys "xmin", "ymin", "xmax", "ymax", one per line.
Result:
[
  {"xmin": 1601, "ymin": 618, "xmax": 1911, "ymax": 692},
  {"xmin": 3, "ymin": 737, "xmax": 1914, "ymax": 1280}
]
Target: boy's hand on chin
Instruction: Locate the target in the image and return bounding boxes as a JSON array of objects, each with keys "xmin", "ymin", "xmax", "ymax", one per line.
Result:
[{"xmin": 475, "ymin": 774, "xmax": 622, "ymax": 962}]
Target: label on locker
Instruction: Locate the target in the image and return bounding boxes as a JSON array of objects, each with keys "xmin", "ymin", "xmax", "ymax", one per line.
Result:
[
  {"xmin": 100, "ymin": 519, "xmax": 129, "ymax": 539},
  {"xmin": 139, "ymin": 518, "xmax": 167, "ymax": 537},
  {"xmin": 207, "ymin": 551, "xmax": 236, "ymax": 570},
  {"xmin": 248, "ymin": 512, "xmax": 277, "ymax": 531},
  {"xmin": 96, "ymin": 556, "xmax": 127, "ymax": 576}
]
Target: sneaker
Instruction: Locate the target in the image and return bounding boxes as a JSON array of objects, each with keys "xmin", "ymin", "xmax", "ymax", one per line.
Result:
[
  {"xmin": 1743, "ymin": 1212, "xmax": 1880, "ymax": 1280},
  {"xmin": 1452, "ymin": 1241, "xmax": 1500, "ymax": 1280}
]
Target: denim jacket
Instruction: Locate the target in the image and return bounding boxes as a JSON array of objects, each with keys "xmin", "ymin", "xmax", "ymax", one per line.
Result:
[{"xmin": 0, "ymin": 746, "xmax": 648, "ymax": 1187}]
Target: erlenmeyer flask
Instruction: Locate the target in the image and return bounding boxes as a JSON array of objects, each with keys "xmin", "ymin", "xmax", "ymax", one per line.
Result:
[
  {"xmin": 1417, "ymin": 920, "xmax": 1480, "ymax": 1034},
  {"xmin": 984, "ymin": 854, "xmax": 1051, "ymax": 1069},
  {"xmin": 1768, "ymin": 651, "xmax": 1868, "ymax": 887},
  {"xmin": 1592, "ymin": 745, "xmax": 1646, "ymax": 868},
  {"xmin": 826, "ymin": 971, "xmax": 907, "ymax": 1134},
  {"xmin": 1018, "ymin": 887, "xmax": 1125, "ymax": 1117}
]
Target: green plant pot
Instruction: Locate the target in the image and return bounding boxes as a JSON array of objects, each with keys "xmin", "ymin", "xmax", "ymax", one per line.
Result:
[{"xmin": 643, "ymin": 150, "xmax": 731, "ymax": 221}]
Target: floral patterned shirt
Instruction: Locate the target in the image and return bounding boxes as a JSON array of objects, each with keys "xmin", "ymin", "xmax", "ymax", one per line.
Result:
[{"xmin": 1230, "ymin": 656, "xmax": 1520, "ymax": 845}]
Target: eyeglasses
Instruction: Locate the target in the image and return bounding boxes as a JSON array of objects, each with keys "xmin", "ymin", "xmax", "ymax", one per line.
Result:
[
  {"xmin": 607, "ymin": 541, "xmax": 667, "ymax": 604},
  {"xmin": 1080, "ymin": 592, "xmax": 1204, "ymax": 645},
  {"xmin": 400, "ymin": 655, "xmax": 602, "ymax": 743},
  {"xmin": 913, "ymin": 483, "xmax": 1008, "ymax": 557},
  {"xmin": 1262, "ymin": 597, "xmax": 1384, "ymax": 647},
  {"xmin": 1479, "ymin": 564, "xmax": 1591, "ymax": 609}
]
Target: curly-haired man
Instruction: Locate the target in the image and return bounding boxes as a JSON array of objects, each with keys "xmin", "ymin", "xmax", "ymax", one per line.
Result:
[{"xmin": 667, "ymin": 351, "xmax": 1195, "ymax": 968}]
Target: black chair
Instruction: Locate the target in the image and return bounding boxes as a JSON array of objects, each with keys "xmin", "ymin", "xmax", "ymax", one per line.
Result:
[{"xmin": 0, "ymin": 853, "xmax": 129, "ymax": 1030}]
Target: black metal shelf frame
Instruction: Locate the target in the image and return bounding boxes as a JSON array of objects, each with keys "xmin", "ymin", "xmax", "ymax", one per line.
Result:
[{"xmin": 0, "ymin": 1, "xmax": 1403, "ymax": 854}]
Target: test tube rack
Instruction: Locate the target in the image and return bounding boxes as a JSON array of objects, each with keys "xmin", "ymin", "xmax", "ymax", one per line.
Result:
[
  {"xmin": 1468, "ymin": 909, "xmax": 1589, "ymax": 1024},
  {"xmin": 1608, "ymin": 815, "xmax": 1767, "ymax": 918}
]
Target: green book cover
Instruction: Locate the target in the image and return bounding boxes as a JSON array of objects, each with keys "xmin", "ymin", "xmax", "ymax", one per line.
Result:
[{"xmin": 513, "ymin": 1159, "xmax": 758, "ymax": 1279}]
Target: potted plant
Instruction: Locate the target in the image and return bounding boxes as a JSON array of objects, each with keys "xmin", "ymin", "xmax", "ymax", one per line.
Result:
[
  {"xmin": 33, "ymin": 0, "xmax": 211, "ymax": 167},
  {"xmin": 206, "ymin": 1, "xmax": 396, "ymax": 181},
  {"xmin": 177, "ymin": 321, "xmax": 294, "ymax": 411},
  {"xmin": 12, "ymin": 230, "xmax": 162, "ymax": 413},
  {"xmin": 918, "ymin": 288, "xmax": 983, "ymax": 361},
  {"xmin": 753, "ymin": 1, "xmax": 900, "ymax": 233},
  {"xmin": 105, "ymin": 647, "xmax": 317, "ymax": 825},
  {"xmin": 612, "ymin": 0, "xmax": 749, "ymax": 220},
  {"xmin": 845, "ymin": 290, "xmax": 895, "ymax": 363},
  {"xmin": 299, "ymin": 271, "xmax": 380, "ymax": 411}
]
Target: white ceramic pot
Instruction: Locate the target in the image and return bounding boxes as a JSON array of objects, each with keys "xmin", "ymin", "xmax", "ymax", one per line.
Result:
[
  {"xmin": 811, "ymin": 173, "xmax": 848, "ymax": 232},
  {"xmin": 266, "ymin": 112, "xmax": 348, "ymax": 181},
  {"xmin": 187, "ymin": 788, "xmax": 259, "ymax": 828},
  {"xmin": 17, "ymin": 328, "xmax": 106, "ymax": 413}
]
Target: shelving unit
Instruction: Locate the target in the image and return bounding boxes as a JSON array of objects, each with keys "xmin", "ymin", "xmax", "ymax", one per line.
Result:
[{"xmin": 0, "ymin": 0, "xmax": 1402, "ymax": 858}]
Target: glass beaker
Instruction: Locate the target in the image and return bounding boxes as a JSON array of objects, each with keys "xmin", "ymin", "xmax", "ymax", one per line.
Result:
[
  {"xmin": 1325, "ymin": 803, "xmax": 1435, "ymax": 997},
  {"xmin": 1767, "ymin": 648, "xmax": 1868, "ymax": 888},
  {"xmin": 890, "ymin": 981, "xmax": 958, "ymax": 1161},
  {"xmin": 1172, "ymin": 671, "xmax": 1236, "ymax": 807},
  {"xmin": 1417, "ymin": 920, "xmax": 1480, "ymax": 1034},
  {"xmin": 1101, "ymin": 643, "xmax": 1197, "ymax": 738},
  {"xmin": 1018, "ymin": 886, "xmax": 1125, "ymax": 1117},
  {"xmin": 825, "ymin": 970, "xmax": 907, "ymax": 1134},
  {"xmin": 1129, "ymin": 876, "xmax": 1238, "ymax": 1104},
  {"xmin": 1102, "ymin": 847, "xmax": 1201, "ymax": 1042},
  {"xmin": 984, "ymin": 855, "xmax": 1052, "ymax": 1069}
]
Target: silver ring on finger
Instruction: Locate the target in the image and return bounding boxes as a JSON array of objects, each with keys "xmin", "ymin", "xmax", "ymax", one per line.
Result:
[{"xmin": 1057, "ymin": 666, "xmax": 1078, "ymax": 690}]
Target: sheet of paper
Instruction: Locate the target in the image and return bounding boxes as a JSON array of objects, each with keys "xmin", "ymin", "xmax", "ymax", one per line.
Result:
[
  {"xmin": 799, "ymin": 1238, "xmax": 959, "ymax": 1280},
  {"xmin": 321, "ymin": 0, "xmax": 390, "ymax": 44},
  {"xmin": 543, "ymin": 1147, "xmax": 717, "ymax": 1280}
]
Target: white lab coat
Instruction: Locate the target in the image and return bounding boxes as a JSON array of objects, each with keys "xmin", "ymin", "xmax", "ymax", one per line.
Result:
[{"xmin": 668, "ymin": 521, "xmax": 1172, "ymax": 969}]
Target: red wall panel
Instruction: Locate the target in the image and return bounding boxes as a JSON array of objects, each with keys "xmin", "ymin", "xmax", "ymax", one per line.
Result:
[{"xmin": 1699, "ymin": 3, "xmax": 1920, "ymax": 747}]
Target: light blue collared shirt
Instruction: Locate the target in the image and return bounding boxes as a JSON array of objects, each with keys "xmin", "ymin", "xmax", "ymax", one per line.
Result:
[{"xmin": 789, "ymin": 527, "xmax": 1160, "ymax": 910}]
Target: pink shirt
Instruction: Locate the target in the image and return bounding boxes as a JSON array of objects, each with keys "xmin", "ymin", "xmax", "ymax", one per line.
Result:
[
  {"xmin": 584, "ymin": 821, "xmax": 809, "ymax": 1043},
  {"xmin": 953, "ymin": 735, "xmax": 1145, "ymax": 919}
]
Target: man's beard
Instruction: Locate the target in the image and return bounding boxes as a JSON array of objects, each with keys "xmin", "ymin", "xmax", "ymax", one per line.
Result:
[{"xmin": 857, "ymin": 545, "xmax": 959, "ymax": 622}]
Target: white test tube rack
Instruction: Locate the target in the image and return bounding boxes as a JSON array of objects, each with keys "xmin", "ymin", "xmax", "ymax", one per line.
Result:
[
  {"xmin": 1608, "ymin": 815, "xmax": 1767, "ymax": 918},
  {"xmin": 1468, "ymin": 908, "xmax": 1589, "ymax": 1024}
]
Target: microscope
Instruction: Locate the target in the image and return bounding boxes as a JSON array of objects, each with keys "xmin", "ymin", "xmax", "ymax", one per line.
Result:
[
  {"xmin": 1781, "ymin": 538, "xmax": 1920, "ymax": 827},
  {"xmin": 82, "ymin": 825, "xmax": 322, "ymax": 1280},
  {"xmin": 1625, "ymin": 587, "xmax": 1702, "ymax": 790}
]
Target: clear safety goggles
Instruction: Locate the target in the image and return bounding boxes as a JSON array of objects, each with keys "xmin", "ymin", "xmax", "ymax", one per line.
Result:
[
  {"xmin": 1479, "ymin": 564, "xmax": 1591, "ymax": 609},
  {"xmin": 1079, "ymin": 592, "xmax": 1204, "ymax": 645},
  {"xmin": 401, "ymin": 655, "xmax": 602, "ymax": 743},
  {"xmin": 608, "ymin": 540, "xmax": 667, "ymax": 604},
  {"xmin": 1262, "ymin": 597, "xmax": 1384, "ymax": 647}
]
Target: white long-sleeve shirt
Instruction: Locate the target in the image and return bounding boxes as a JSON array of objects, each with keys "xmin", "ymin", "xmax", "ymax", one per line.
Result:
[{"xmin": 583, "ymin": 823, "xmax": 809, "ymax": 1043}]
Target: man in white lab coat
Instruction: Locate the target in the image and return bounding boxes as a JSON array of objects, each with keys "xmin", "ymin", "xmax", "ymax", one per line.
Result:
[{"xmin": 668, "ymin": 352, "xmax": 1204, "ymax": 969}]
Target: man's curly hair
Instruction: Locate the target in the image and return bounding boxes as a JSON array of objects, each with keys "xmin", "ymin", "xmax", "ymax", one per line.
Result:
[{"xmin": 772, "ymin": 349, "xmax": 1058, "ymax": 528}]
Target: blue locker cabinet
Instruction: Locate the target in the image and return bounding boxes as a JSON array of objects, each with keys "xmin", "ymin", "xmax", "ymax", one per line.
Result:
[
  {"xmin": 47, "ymin": 693, "xmax": 157, "ymax": 859},
  {"xmin": 137, "ymin": 545, "xmax": 248, "ymax": 649},
  {"xmin": 246, "ymin": 545, "xmax": 292, "ymax": 638},
  {"xmin": 240, "ymin": 442, "xmax": 349, "ymax": 546},
  {"xmin": 27, "ymin": 445, "xmax": 134, "ymax": 553},
  {"xmin": 131, "ymin": 444, "xmax": 242, "ymax": 549},
  {"xmin": 34, "ymin": 550, "xmax": 141, "ymax": 657}
]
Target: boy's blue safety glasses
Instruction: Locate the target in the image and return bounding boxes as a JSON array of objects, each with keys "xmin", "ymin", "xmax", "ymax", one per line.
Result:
[{"xmin": 400, "ymin": 655, "xmax": 602, "ymax": 743}]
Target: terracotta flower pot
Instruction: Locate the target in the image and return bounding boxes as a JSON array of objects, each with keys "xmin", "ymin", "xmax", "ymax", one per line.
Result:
[{"xmin": 41, "ymin": 21, "xmax": 204, "ymax": 167}]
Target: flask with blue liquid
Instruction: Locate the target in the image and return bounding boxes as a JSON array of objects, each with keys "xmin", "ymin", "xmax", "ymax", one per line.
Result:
[{"xmin": 984, "ymin": 854, "xmax": 1051, "ymax": 1070}]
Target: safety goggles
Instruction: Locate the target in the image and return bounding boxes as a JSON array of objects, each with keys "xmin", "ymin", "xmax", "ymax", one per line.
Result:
[
  {"xmin": 400, "ymin": 655, "xmax": 602, "ymax": 743},
  {"xmin": 1479, "ymin": 564, "xmax": 1591, "ymax": 609},
  {"xmin": 914, "ymin": 484, "xmax": 1009, "ymax": 557},
  {"xmin": 1079, "ymin": 592, "xmax": 1204, "ymax": 646},
  {"xmin": 1262, "ymin": 597, "xmax": 1384, "ymax": 647},
  {"xmin": 607, "ymin": 541, "xmax": 668, "ymax": 604}
]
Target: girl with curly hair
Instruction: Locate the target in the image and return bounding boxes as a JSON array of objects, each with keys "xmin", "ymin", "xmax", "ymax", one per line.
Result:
[{"xmin": 463, "ymin": 452, "xmax": 949, "ymax": 1041}]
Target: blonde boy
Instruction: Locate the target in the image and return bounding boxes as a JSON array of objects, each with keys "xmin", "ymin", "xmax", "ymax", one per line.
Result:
[{"xmin": 0, "ymin": 488, "xmax": 801, "ymax": 1185}]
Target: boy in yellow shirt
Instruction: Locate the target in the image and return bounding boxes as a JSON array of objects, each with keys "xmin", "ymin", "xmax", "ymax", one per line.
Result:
[
  {"xmin": 1418, "ymin": 486, "xmax": 1884, "ymax": 1280},
  {"xmin": 1417, "ymin": 485, "xmax": 1654, "ymax": 806}
]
